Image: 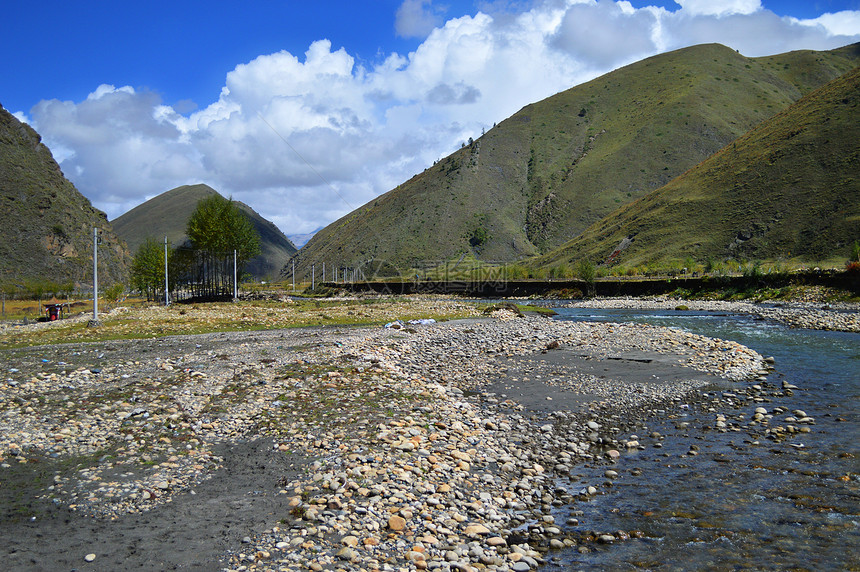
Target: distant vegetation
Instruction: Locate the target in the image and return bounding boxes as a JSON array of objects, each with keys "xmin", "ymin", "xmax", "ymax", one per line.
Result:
[
  {"xmin": 131, "ymin": 195, "xmax": 262, "ymax": 300},
  {"xmin": 536, "ymin": 65, "xmax": 860, "ymax": 272}
]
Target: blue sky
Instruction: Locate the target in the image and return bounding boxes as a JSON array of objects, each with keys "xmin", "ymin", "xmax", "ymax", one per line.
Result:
[{"xmin": 3, "ymin": 0, "xmax": 859, "ymax": 234}]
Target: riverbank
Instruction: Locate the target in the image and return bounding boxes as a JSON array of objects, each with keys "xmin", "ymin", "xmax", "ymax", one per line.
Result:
[
  {"xmin": 0, "ymin": 300, "xmax": 772, "ymax": 571},
  {"xmin": 554, "ymin": 296, "xmax": 860, "ymax": 332}
]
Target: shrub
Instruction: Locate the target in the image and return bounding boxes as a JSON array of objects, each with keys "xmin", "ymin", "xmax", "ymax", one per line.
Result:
[
  {"xmin": 575, "ymin": 259, "xmax": 596, "ymax": 296},
  {"xmin": 506, "ymin": 265, "xmax": 530, "ymax": 280},
  {"xmin": 469, "ymin": 227, "xmax": 490, "ymax": 248},
  {"xmin": 548, "ymin": 264, "xmax": 571, "ymax": 279},
  {"xmin": 742, "ymin": 261, "xmax": 763, "ymax": 279},
  {"xmin": 575, "ymin": 259, "xmax": 596, "ymax": 282},
  {"xmin": 104, "ymin": 283, "xmax": 126, "ymax": 304}
]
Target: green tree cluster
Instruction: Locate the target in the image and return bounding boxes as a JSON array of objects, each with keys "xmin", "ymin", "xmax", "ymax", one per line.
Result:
[
  {"xmin": 131, "ymin": 196, "xmax": 261, "ymax": 300},
  {"xmin": 185, "ymin": 195, "xmax": 261, "ymax": 298},
  {"xmin": 131, "ymin": 237, "xmax": 169, "ymax": 300},
  {"xmin": 187, "ymin": 195, "xmax": 261, "ymax": 262}
]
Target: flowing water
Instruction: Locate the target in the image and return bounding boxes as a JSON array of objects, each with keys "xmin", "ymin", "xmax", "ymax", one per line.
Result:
[{"xmin": 544, "ymin": 307, "xmax": 859, "ymax": 571}]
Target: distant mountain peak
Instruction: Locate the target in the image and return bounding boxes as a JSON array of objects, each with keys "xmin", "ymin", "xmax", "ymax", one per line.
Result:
[{"xmin": 288, "ymin": 228, "xmax": 323, "ymax": 249}]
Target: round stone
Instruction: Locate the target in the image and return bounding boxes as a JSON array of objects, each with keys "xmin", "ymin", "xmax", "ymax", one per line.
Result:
[{"xmin": 388, "ymin": 515, "xmax": 407, "ymax": 531}]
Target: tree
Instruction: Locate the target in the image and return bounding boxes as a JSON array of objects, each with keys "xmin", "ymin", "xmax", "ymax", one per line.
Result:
[
  {"xmin": 575, "ymin": 259, "xmax": 597, "ymax": 297},
  {"xmin": 185, "ymin": 195, "xmax": 261, "ymax": 297},
  {"xmin": 131, "ymin": 237, "xmax": 167, "ymax": 300}
]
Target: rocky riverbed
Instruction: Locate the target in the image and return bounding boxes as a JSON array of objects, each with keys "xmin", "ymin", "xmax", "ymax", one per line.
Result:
[{"xmin": 0, "ymin": 302, "xmax": 769, "ymax": 571}]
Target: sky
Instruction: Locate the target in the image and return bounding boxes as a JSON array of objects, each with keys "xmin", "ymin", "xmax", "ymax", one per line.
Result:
[{"xmin": 3, "ymin": 0, "xmax": 859, "ymax": 237}]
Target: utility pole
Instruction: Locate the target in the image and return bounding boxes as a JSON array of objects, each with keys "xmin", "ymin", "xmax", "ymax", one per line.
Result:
[
  {"xmin": 233, "ymin": 249, "xmax": 238, "ymax": 300},
  {"xmin": 89, "ymin": 227, "xmax": 100, "ymax": 327},
  {"xmin": 164, "ymin": 236, "xmax": 169, "ymax": 306},
  {"xmin": 312, "ymin": 264, "xmax": 315, "ymax": 290},
  {"xmin": 291, "ymin": 259, "xmax": 295, "ymax": 291}
]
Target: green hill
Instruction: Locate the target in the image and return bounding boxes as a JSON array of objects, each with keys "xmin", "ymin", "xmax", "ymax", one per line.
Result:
[
  {"xmin": 535, "ymin": 66, "xmax": 860, "ymax": 270},
  {"xmin": 291, "ymin": 42, "xmax": 859, "ymax": 277},
  {"xmin": 0, "ymin": 104, "xmax": 129, "ymax": 289},
  {"xmin": 111, "ymin": 184, "xmax": 297, "ymax": 280}
]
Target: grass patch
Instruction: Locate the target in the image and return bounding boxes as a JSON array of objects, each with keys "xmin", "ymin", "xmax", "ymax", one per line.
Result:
[{"xmin": 0, "ymin": 296, "xmax": 480, "ymax": 348}]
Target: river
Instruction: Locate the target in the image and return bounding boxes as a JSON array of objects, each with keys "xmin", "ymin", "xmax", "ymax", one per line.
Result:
[{"xmin": 544, "ymin": 307, "xmax": 859, "ymax": 571}]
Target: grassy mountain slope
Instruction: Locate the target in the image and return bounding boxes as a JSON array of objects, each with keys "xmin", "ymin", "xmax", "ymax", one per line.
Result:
[
  {"xmin": 294, "ymin": 43, "xmax": 859, "ymax": 275},
  {"xmin": 0, "ymin": 104, "xmax": 129, "ymax": 288},
  {"xmin": 536, "ymin": 66, "xmax": 860, "ymax": 269},
  {"xmin": 112, "ymin": 184, "xmax": 297, "ymax": 280}
]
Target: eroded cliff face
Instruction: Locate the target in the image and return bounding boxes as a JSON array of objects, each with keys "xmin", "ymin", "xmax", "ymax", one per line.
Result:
[{"xmin": 0, "ymin": 105, "xmax": 130, "ymax": 286}]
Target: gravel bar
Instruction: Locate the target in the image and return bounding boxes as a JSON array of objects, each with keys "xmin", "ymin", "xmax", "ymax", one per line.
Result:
[{"xmin": 0, "ymin": 303, "xmax": 767, "ymax": 571}]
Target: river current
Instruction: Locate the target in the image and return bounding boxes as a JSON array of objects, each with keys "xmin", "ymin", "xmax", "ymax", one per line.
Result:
[{"xmin": 544, "ymin": 307, "xmax": 859, "ymax": 571}]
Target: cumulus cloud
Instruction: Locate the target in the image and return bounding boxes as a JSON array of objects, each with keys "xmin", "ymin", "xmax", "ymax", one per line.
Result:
[
  {"xmin": 426, "ymin": 82, "xmax": 482, "ymax": 105},
  {"xmin": 795, "ymin": 10, "xmax": 860, "ymax": 37},
  {"xmin": 25, "ymin": 1, "xmax": 860, "ymax": 235},
  {"xmin": 552, "ymin": 0, "xmax": 659, "ymax": 68}
]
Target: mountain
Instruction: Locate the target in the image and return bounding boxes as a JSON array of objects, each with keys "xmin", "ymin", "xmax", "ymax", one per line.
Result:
[
  {"xmin": 288, "ymin": 228, "xmax": 322, "ymax": 249},
  {"xmin": 111, "ymin": 184, "xmax": 297, "ymax": 280},
  {"xmin": 291, "ymin": 42, "xmax": 859, "ymax": 276},
  {"xmin": 534, "ymin": 66, "xmax": 860, "ymax": 269},
  {"xmin": 0, "ymin": 104, "xmax": 129, "ymax": 288}
]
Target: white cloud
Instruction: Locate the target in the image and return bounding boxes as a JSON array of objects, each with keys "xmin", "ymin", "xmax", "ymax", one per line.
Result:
[
  {"xmin": 674, "ymin": 0, "xmax": 761, "ymax": 17},
  {"xmin": 396, "ymin": 0, "xmax": 445, "ymax": 38},
  {"xmin": 11, "ymin": 110, "xmax": 30, "ymax": 124},
  {"xmin": 794, "ymin": 10, "xmax": 860, "ymax": 37},
  {"xmin": 551, "ymin": 0, "xmax": 659, "ymax": 68},
  {"xmin": 25, "ymin": 1, "xmax": 860, "ymax": 235},
  {"xmin": 87, "ymin": 84, "xmax": 135, "ymax": 101}
]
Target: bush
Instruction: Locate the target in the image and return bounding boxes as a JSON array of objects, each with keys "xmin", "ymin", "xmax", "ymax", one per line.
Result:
[
  {"xmin": 548, "ymin": 264, "xmax": 571, "ymax": 279},
  {"xmin": 104, "ymin": 283, "xmax": 126, "ymax": 304},
  {"xmin": 575, "ymin": 259, "xmax": 596, "ymax": 297},
  {"xmin": 506, "ymin": 264, "xmax": 529, "ymax": 280},
  {"xmin": 469, "ymin": 227, "xmax": 490, "ymax": 248},
  {"xmin": 575, "ymin": 259, "xmax": 596, "ymax": 282},
  {"xmin": 742, "ymin": 261, "xmax": 763, "ymax": 279}
]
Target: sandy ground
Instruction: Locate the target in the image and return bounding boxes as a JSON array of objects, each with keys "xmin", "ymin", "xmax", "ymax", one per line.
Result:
[
  {"xmin": 1, "ymin": 438, "xmax": 307, "ymax": 571},
  {"xmin": 485, "ymin": 345, "xmax": 731, "ymax": 416}
]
